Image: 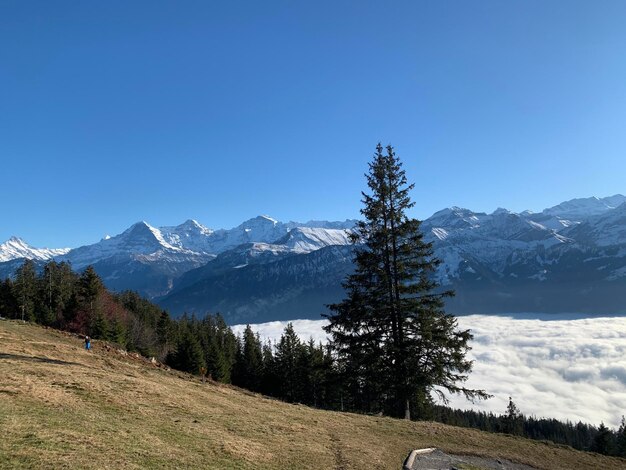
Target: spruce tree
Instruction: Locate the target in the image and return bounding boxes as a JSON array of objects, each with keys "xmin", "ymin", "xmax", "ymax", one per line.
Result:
[
  {"xmin": 13, "ymin": 260, "xmax": 38, "ymax": 321},
  {"xmin": 168, "ymin": 329, "xmax": 206, "ymax": 375},
  {"xmin": 616, "ymin": 416, "xmax": 626, "ymax": 457},
  {"xmin": 275, "ymin": 323, "xmax": 304, "ymax": 402},
  {"xmin": 91, "ymin": 310, "xmax": 110, "ymax": 340},
  {"xmin": 79, "ymin": 266, "xmax": 103, "ymax": 322},
  {"xmin": 502, "ymin": 397, "xmax": 523, "ymax": 435},
  {"xmin": 260, "ymin": 341, "xmax": 280, "ymax": 397},
  {"xmin": 205, "ymin": 335, "xmax": 229, "ymax": 382},
  {"xmin": 0, "ymin": 278, "xmax": 18, "ymax": 318},
  {"xmin": 39, "ymin": 262, "xmax": 58, "ymax": 326},
  {"xmin": 235, "ymin": 325, "xmax": 263, "ymax": 391},
  {"xmin": 213, "ymin": 314, "xmax": 238, "ymax": 383},
  {"xmin": 325, "ymin": 143, "xmax": 489, "ymax": 419},
  {"xmin": 109, "ymin": 315, "xmax": 127, "ymax": 346},
  {"xmin": 592, "ymin": 422, "xmax": 614, "ymax": 455}
]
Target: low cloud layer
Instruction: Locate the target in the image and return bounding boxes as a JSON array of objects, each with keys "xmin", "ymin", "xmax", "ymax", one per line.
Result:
[{"xmin": 233, "ymin": 313, "xmax": 626, "ymax": 428}]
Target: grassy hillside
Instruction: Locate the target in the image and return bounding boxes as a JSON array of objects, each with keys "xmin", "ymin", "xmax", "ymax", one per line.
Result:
[{"xmin": 0, "ymin": 320, "xmax": 623, "ymax": 469}]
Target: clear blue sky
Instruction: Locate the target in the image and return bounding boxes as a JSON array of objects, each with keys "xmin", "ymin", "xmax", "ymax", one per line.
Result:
[{"xmin": 1, "ymin": 0, "xmax": 625, "ymax": 248}]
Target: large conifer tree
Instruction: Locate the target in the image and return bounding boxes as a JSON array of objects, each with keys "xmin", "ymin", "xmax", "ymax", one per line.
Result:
[
  {"xmin": 13, "ymin": 260, "xmax": 38, "ymax": 321},
  {"xmin": 325, "ymin": 143, "xmax": 489, "ymax": 419}
]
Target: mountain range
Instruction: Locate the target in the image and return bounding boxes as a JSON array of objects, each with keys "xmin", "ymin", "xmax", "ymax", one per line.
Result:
[{"xmin": 1, "ymin": 195, "xmax": 625, "ymax": 323}]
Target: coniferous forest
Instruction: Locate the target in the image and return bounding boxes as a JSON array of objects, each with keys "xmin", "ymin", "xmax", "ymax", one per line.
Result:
[{"xmin": 1, "ymin": 145, "xmax": 625, "ymax": 458}]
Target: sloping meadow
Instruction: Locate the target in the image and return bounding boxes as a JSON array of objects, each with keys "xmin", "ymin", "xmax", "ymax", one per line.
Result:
[{"xmin": 1, "ymin": 319, "xmax": 622, "ymax": 469}]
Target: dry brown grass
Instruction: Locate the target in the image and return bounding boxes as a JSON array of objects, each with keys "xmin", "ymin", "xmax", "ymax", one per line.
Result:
[{"xmin": 0, "ymin": 320, "xmax": 624, "ymax": 469}]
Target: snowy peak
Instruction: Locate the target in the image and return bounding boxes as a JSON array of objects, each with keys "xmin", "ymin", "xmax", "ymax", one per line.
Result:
[
  {"xmin": 562, "ymin": 201, "xmax": 626, "ymax": 246},
  {"xmin": 237, "ymin": 215, "xmax": 279, "ymax": 231},
  {"xmin": 174, "ymin": 219, "xmax": 213, "ymax": 234},
  {"xmin": 55, "ymin": 216, "xmax": 356, "ymax": 270},
  {"xmin": 603, "ymin": 194, "xmax": 626, "ymax": 208},
  {"xmin": 492, "ymin": 207, "xmax": 512, "ymax": 216},
  {"xmin": 206, "ymin": 215, "xmax": 289, "ymax": 250},
  {"xmin": 274, "ymin": 227, "xmax": 352, "ymax": 253},
  {"xmin": 0, "ymin": 237, "xmax": 70, "ymax": 263},
  {"xmin": 159, "ymin": 219, "xmax": 214, "ymax": 253},
  {"xmin": 61, "ymin": 220, "xmax": 189, "ymax": 269},
  {"xmin": 121, "ymin": 221, "xmax": 178, "ymax": 251},
  {"xmin": 426, "ymin": 206, "xmax": 484, "ymax": 230},
  {"xmin": 483, "ymin": 211, "xmax": 562, "ymax": 242},
  {"xmin": 542, "ymin": 195, "xmax": 626, "ymax": 219},
  {"xmin": 290, "ymin": 219, "xmax": 358, "ymax": 230}
]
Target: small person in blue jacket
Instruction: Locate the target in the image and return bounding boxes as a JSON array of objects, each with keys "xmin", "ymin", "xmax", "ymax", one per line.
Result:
[{"xmin": 84, "ymin": 335, "xmax": 91, "ymax": 351}]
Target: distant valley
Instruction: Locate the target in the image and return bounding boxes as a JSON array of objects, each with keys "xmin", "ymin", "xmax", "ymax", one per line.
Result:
[{"xmin": 2, "ymin": 194, "xmax": 625, "ymax": 323}]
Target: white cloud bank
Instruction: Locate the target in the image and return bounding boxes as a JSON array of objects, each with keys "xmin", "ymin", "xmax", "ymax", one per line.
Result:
[{"xmin": 233, "ymin": 314, "xmax": 626, "ymax": 428}]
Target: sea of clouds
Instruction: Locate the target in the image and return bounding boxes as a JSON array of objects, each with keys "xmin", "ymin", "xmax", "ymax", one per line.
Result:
[{"xmin": 233, "ymin": 314, "xmax": 626, "ymax": 428}]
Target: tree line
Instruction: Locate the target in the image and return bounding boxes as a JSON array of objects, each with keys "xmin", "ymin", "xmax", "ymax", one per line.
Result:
[
  {"xmin": 170, "ymin": 317, "xmax": 340, "ymax": 409},
  {"xmin": 433, "ymin": 398, "xmax": 626, "ymax": 457}
]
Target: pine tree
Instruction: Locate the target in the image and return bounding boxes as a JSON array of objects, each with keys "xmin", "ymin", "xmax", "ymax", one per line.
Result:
[
  {"xmin": 39, "ymin": 262, "xmax": 58, "ymax": 326},
  {"xmin": 325, "ymin": 143, "xmax": 489, "ymax": 419},
  {"xmin": 157, "ymin": 311, "xmax": 172, "ymax": 345},
  {"xmin": 79, "ymin": 266, "xmax": 102, "ymax": 310},
  {"xmin": 78, "ymin": 266, "xmax": 106, "ymax": 328},
  {"xmin": 502, "ymin": 397, "xmax": 523, "ymax": 435},
  {"xmin": 260, "ymin": 341, "xmax": 280, "ymax": 397},
  {"xmin": 213, "ymin": 314, "xmax": 238, "ymax": 383},
  {"xmin": 13, "ymin": 260, "xmax": 38, "ymax": 321},
  {"xmin": 204, "ymin": 335, "xmax": 228, "ymax": 382},
  {"xmin": 616, "ymin": 416, "xmax": 626, "ymax": 457},
  {"xmin": 109, "ymin": 315, "xmax": 127, "ymax": 345},
  {"xmin": 275, "ymin": 323, "xmax": 304, "ymax": 402},
  {"xmin": 167, "ymin": 329, "xmax": 206, "ymax": 375},
  {"xmin": 592, "ymin": 422, "xmax": 614, "ymax": 455},
  {"xmin": 53, "ymin": 262, "xmax": 79, "ymax": 327},
  {"xmin": 0, "ymin": 278, "xmax": 18, "ymax": 318},
  {"xmin": 91, "ymin": 310, "xmax": 110, "ymax": 340},
  {"xmin": 303, "ymin": 339, "xmax": 325, "ymax": 408},
  {"xmin": 234, "ymin": 325, "xmax": 263, "ymax": 391}
]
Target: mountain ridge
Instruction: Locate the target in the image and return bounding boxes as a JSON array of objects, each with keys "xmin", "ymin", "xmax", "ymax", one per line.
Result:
[{"xmin": 1, "ymin": 194, "xmax": 625, "ymax": 321}]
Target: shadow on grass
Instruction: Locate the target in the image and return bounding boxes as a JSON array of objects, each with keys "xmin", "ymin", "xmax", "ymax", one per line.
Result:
[{"xmin": 0, "ymin": 353, "xmax": 79, "ymax": 366}]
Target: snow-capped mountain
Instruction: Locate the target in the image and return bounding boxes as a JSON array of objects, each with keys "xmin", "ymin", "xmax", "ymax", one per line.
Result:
[
  {"xmin": 159, "ymin": 194, "xmax": 626, "ymax": 321},
  {"xmin": 49, "ymin": 221, "xmax": 214, "ymax": 298},
  {"xmin": 198, "ymin": 215, "xmax": 290, "ymax": 254},
  {"xmin": 541, "ymin": 195, "xmax": 626, "ymax": 219},
  {"xmin": 58, "ymin": 217, "xmax": 354, "ymax": 271},
  {"xmin": 0, "ymin": 217, "xmax": 356, "ymax": 298},
  {"xmin": 1, "ymin": 195, "xmax": 625, "ymax": 322},
  {"xmin": 523, "ymin": 195, "xmax": 626, "ymax": 232},
  {"xmin": 273, "ymin": 227, "xmax": 352, "ymax": 253},
  {"xmin": 0, "ymin": 237, "xmax": 69, "ymax": 263},
  {"xmin": 59, "ymin": 221, "xmax": 206, "ymax": 270},
  {"xmin": 159, "ymin": 245, "xmax": 356, "ymax": 323},
  {"xmin": 170, "ymin": 227, "xmax": 353, "ymax": 294},
  {"xmin": 421, "ymin": 207, "xmax": 571, "ymax": 283},
  {"xmin": 181, "ymin": 216, "xmax": 356, "ymax": 255},
  {"xmin": 160, "ymin": 219, "xmax": 214, "ymax": 253},
  {"xmin": 561, "ymin": 201, "xmax": 626, "ymax": 247}
]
